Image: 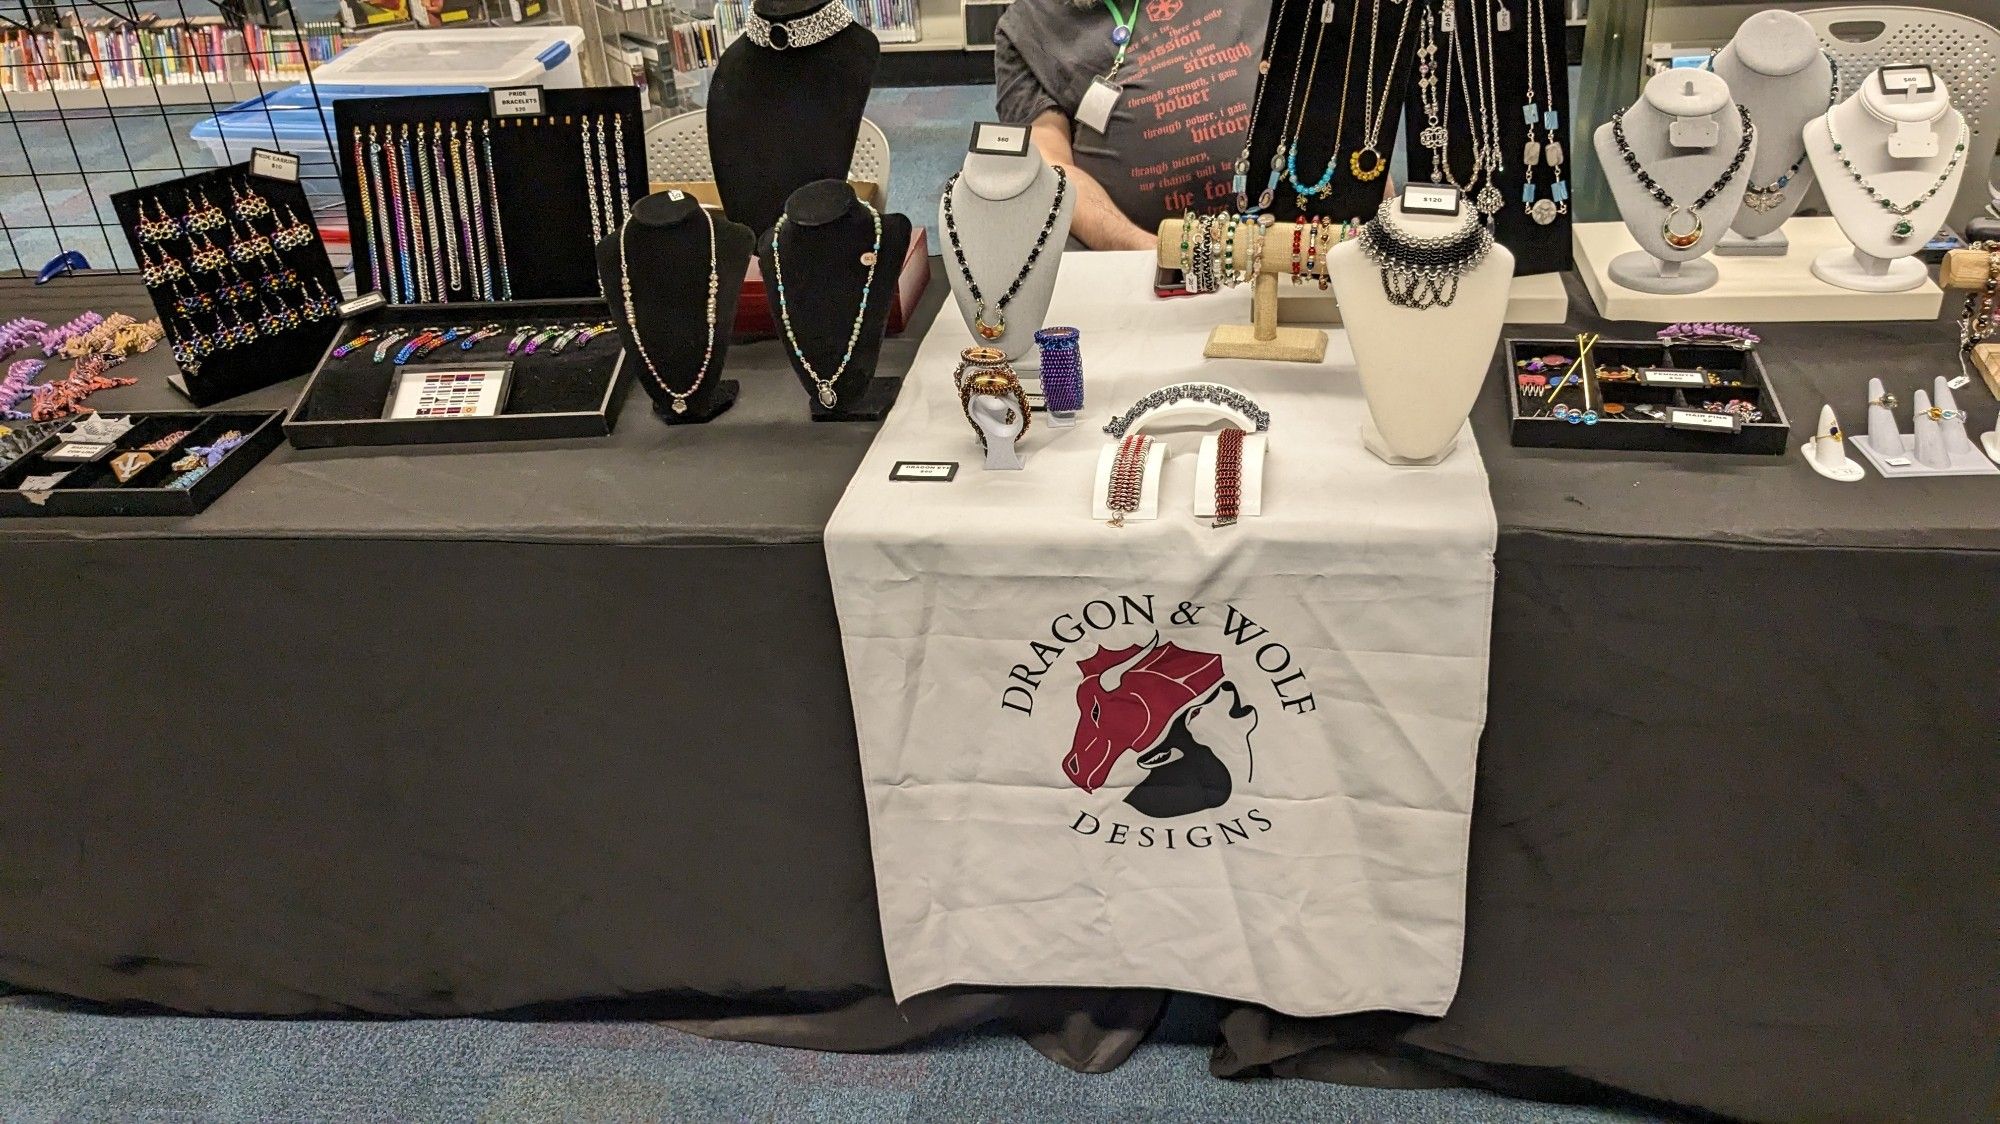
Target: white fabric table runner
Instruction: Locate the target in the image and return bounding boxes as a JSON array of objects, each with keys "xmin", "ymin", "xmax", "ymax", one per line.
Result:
[{"xmin": 824, "ymin": 252, "xmax": 1497, "ymax": 1017}]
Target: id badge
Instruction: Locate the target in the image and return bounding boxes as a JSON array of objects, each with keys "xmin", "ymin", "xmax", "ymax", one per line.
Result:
[{"xmin": 1077, "ymin": 77, "xmax": 1121, "ymax": 135}]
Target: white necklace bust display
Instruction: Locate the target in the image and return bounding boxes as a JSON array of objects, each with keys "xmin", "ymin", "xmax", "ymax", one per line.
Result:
[
  {"xmin": 938, "ymin": 135, "xmax": 1075, "ymax": 365},
  {"xmin": 1804, "ymin": 68, "xmax": 1970, "ymax": 294},
  {"xmin": 1322, "ymin": 197, "xmax": 1514, "ymax": 466},
  {"xmin": 1594, "ymin": 68, "xmax": 1757, "ymax": 295},
  {"xmin": 1709, "ymin": 10, "xmax": 1836, "ymax": 254}
]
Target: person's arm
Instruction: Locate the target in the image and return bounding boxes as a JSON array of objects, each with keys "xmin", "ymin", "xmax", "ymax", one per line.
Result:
[{"xmin": 1029, "ymin": 109, "xmax": 1158, "ymax": 252}]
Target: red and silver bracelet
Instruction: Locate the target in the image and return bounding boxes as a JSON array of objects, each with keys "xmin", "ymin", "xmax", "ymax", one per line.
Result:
[
  {"xmin": 1106, "ymin": 433, "xmax": 1153, "ymax": 528},
  {"xmin": 1213, "ymin": 427, "xmax": 1244, "ymax": 528}
]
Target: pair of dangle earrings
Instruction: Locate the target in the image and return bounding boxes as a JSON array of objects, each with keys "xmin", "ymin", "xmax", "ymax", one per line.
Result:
[{"xmin": 139, "ymin": 245, "xmax": 186, "ymax": 288}]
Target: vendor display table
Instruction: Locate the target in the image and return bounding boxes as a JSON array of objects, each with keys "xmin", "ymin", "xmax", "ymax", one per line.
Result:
[{"xmin": 2, "ymin": 266, "xmax": 1991, "ymax": 1124}]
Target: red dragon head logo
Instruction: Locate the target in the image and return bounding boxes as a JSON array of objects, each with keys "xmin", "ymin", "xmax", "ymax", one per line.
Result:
[{"xmin": 1064, "ymin": 633, "xmax": 1223, "ymax": 794}]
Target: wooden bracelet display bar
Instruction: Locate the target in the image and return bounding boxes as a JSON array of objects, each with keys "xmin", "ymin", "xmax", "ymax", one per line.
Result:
[
  {"xmin": 1940, "ymin": 247, "xmax": 1996, "ymax": 291},
  {"xmin": 1156, "ymin": 218, "xmax": 1329, "ymax": 364},
  {"xmin": 1940, "ymin": 248, "xmax": 2000, "ymax": 396}
]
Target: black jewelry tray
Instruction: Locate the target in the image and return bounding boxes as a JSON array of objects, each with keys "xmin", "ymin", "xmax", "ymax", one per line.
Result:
[
  {"xmin": 284, "ymin": 298, "xmax": 627, "ymax": 449},
  {"xmin": 1504, "ymin": 337, "xmax": 1790, "ymax": 455},
  {"xmin": 0, "ymin": 410, "xmax": 283, "ymax": 516},
  {"xmin": 332, "ymin": 87, "xmax": 644, "ymax": 307},
  {"xmin": 109, "ymin": 163, "xmax": 342, "ymax": 407}
]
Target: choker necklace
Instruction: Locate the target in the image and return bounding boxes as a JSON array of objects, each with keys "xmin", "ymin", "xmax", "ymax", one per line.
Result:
[
  {"xmin": 1708, "ymin": 49, "xmax": 1839, "ymax": 213},
  {"xmin": 1610, "ymin": 104, "xmax": 1754, "ymax": 250},
  {"xmin": 772, "ymin": 200, "xmax": 884, "ymax": 409},
  {"xmin": 941, "ymin": 166, "xmax": 1068, "ymax": 341},
  {"xmin": 745, "ymin": 2, "xmax": 853, "ymax": 50},
  {"xmin": 1824, "ymin": 110, "xmax": 1969, "ymax": 239},
  {"xmin": 1355, "ymin": 202, "xmax": 1495, "ymax": 310},
  {"xmin": 618, "ymin": 207, "xmax": 718, "ymax": 414}
]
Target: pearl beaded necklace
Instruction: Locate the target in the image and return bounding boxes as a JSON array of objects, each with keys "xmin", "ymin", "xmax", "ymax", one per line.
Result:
[{"xmin": 619, "ymin": 205, "xmax": 718, "ymax": 415}]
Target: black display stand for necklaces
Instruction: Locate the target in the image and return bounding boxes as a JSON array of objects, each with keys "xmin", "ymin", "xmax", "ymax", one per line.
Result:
[
  {"xmin": 756, "ymin": 179, "xmax": 910, "ymax": 422},
  {"xmin": 596, "ymin": 191, "xmax": 753, "ymax": 424},
  {"xmin": 707, "ymin": 0, "xmax": 878, "ymax": 236}
]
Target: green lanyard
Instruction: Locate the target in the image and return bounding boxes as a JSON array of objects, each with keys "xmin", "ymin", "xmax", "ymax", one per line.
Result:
[{"xmin": 1101, "ymin": 0, "xmax": 1141, "ymax": 79}]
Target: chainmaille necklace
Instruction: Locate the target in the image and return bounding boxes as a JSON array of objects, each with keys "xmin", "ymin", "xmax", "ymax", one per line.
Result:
[
  {"xmin": 745, "ymin": 1, "xmax": 854, "ymax": 50},
  {"xmin": 1355, "ymin": 201, "xmax": 1495, "ymax": 310},
  {"xmin": 1610, "ymin": 103, "xmax": 1754, "ymax": 250},
  {"xmin": 618, "ymin": 206, "xmax": 718, "ymax": 414},
  {"xmin": 941, "ymin": 166, "xmax": 1068, "ymax": 341},
  {"xmin": 1706, "ymin": 49, "xmax": 1840, "ymax": 213},
  {"xmin": 771, "ymin": 199, "xmax": 883, "ymax": 409}
]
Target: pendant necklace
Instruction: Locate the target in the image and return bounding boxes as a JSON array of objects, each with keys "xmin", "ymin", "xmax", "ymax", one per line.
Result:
[
  {"xmin": 1519, "ymin": 0, "xmax": 1568, "ymax": 224},
  {"xmin": 1233, "ymin": 0, "xmax": 1300, "ymax": 211},
  {"xmin": 1348, "ymin": 0, "xmax": 1419, "ymax": 183},
  {"xmin": 1823, "ymin": 109, "xmax": 1967, "ymax": 239},
  {"xmin": 1466, "ymin": 0, "xmax": 1506, "ymax": 214},
  {"xmin": 618, "ymin": 207, "xmax": 717, "ymax": 415},
  {"xmin": 1281, "ymin": 0, "xmax": 1347, "ymax": 206},
  {"xmin": 1708, "ymin": 50, "xmax": 1839, "ymax": 214},
  {"xmin": 771, "ymin": 200, "xmax": 884, "ymax": 409},
  {"xmin": 1611, "ymin": 104, "xmax": 1755, "ymax": 249},
  {"xmin": 941, "ymin": 166, "xmax": 1069, "ymax": 341}
]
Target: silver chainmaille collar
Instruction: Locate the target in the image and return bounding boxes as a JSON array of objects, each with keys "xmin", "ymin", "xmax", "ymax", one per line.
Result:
[
  {"xmin": 1104, "ymin": 383, "xmax": 1270, "ymax": 438},
  {"xmin": 745, "ymin": 2, "xmax": 855, "ymax": 50},
  {"xmin": 1355, "ymin": 201, "xmax": 1494, "ymax": 311}
]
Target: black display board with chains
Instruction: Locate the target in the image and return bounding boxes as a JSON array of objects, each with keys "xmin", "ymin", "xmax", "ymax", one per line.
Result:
[
  {"xmin": 333, "ymin": 87, "xmax": 645, "ymax": 305},
  {"xmin": 1238, "ymin": 0, "xmax": 1423, "ymax": 228},
  {"xmin": 110, "ymin": 165, "xmax": 343, "ymax": 407},
  {"xmin": 1400, "ymin": 0, "xmax": 1572, "ymax": 275},
  {"xmin": 1239, "ymin": 0, "xmax": 1572, "ymax": 276}
]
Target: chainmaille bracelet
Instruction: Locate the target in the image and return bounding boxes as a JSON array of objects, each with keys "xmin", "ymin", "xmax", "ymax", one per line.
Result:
[
  {"xmin": 960, "ymin": 364, "xmax": 1031, "ymax": 452},
  {"xmin": 1213, "ymin": 427, "xmax": 1244, "ymax": 529},
  {"xmin": 1103, "ymin": 383, "xmax": 1271, "ymax": 439},
  {"xmin": 1657, "ymin": 321, "xmax": 1759, "ymax": 349},
  {"xmin": 1034, "ymin": 327, "xmax": 1084, "ymax": 414},
  {"xmin": 1106, "ymin": 433, "xmax": 1153, "ymax": 527}
]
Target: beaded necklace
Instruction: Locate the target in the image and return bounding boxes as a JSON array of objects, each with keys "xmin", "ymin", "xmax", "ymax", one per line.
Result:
[
  {"xmin": 941, "ymin": 166, "xmax": 1068, "ymax": 341},
  {"xmin": 772, "ymin": 200, "xmax": 883, "ymax": 409},
  {"xmin": 1610, "ymin": 104, "xmax": 1755, "ymax": 249},
  {"xmin": 1233, "ymin": 0, "xmax": 1299, "ymax": 211},
  {"xmin": 619, "ymin": 207, "xmax": 719, "ymax": 415}
]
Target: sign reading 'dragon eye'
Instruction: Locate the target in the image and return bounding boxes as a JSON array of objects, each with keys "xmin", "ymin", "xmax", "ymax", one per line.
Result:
[{"xmin": 998, "ymin": 593, "xmax": 1315, "ymax": 849}]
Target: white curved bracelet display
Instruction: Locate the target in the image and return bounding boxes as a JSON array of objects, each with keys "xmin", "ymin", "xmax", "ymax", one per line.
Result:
[{"xmin": 1102, "ymin": 382, "xmax": 1270, "ymax": 438}]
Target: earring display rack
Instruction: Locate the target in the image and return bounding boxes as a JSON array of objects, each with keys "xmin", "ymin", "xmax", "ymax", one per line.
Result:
[
  {"xmin": 334, "ymin": 87, "xmax": 646, "ymax": 306},
  {"xmin": 109, "ymin": 164, "xmax": 343, "ymax": 407},
  {"xmin": 0, "ymin": 409, "xmax": 284, "ymax": 516},
  {"xmin": 1504, "ymin": 336, "xmax": 1789, "ymax": 453}
]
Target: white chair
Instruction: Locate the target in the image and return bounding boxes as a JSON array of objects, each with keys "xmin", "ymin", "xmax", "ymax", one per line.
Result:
[
  {"xmin": 1802, "ymin": 7, "xmax": 2000, "ymax": 235},
  {"xmin": 644, "ymin": 110, "xmax": 892, "ymax": 191}
]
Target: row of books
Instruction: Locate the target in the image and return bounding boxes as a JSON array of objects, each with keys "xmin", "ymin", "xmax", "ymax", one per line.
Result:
[
  {"xmin": 711, "ymin": 0, "xmax": 920, "ymax": 42},
  {"xmin": 0, "ymin": 18, "xmax": 345, "ymax": 93}
]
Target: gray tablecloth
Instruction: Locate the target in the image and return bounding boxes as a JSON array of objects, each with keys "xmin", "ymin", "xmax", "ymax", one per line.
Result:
[{"xmin": 2, "ymin": 272, "xmax": 1992, "ymax": 1124}]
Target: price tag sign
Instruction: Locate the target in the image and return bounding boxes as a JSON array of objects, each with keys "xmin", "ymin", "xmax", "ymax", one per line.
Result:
[
  {"xmin": 43, "ymin": 441, "xmax": 115, "ymax": 462},
  {"xmin": 1878, "ymin": 65, "xmax": 1937, "ymax": 95},
  {"xmin": 1665, "ymin": 407, "xmax": 1743, "ymax": 434},
  {"xmin": 340, "ymin": 292, "xmax": 387, "ymax": 318},
  {"xmin": 491, "ymin": 85, "xmax": 545, "ymax": 118},
  {"xmin": 891, "ymin": 461, "xmax": 959, "ymax": 483},
  {"xmin": 1637, "ymin": 366, "xmax": 1710, "ymax": 388},
  {"xmin": 1402, "ymin": 184, "xmax": 1463, "ymax": 216},
  {"xmin": 969, "ymin": 122, "xmax": 1031, "ymax": 158},
  {"xmin": 249, "ymin": 148, "xmax": 300, "ymax": 183}
]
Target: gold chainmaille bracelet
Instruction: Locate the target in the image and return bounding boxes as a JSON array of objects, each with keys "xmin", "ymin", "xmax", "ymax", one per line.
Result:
[{"xmin": 960, "ymin": 366, "xmax": 1031, "ymax": 452}]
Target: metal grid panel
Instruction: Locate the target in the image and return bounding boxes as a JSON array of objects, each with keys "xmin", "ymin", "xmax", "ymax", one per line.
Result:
[{"xmin": 0, "ymin": 0, "xmax": 342, "ymax": 278}]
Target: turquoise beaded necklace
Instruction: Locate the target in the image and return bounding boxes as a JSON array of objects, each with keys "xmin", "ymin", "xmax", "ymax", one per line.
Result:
[{"xmin": 771, "ymin": 200, "xmax": 884, "ymax": 408}]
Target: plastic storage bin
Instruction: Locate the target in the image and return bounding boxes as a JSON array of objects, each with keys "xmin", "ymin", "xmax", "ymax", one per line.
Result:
[{"xmin": 190, "ymin": 26, "xmax": 585, "ymax": 171}]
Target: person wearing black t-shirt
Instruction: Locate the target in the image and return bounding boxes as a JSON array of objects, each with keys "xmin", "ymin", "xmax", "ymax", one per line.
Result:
[{"xmin": 996, "ymin": 0, "xmax": 1270, "ymax": 249}]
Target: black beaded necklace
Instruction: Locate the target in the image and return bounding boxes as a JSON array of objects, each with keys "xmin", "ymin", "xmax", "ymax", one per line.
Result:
[
  {"xmin": 942, "ymin": 166, "xmax": 1068, "ymax": 341},
  {"xmin": 1611, "ymin": 103, "xmax": 1756, "ymax": 250}
]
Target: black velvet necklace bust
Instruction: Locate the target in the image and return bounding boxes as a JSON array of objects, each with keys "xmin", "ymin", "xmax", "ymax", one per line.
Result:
[
  {"xmin": 708, "ymin": 0, "xmax": 878, "ymax": 236},
  {"xmin": 757, "ymin": 179, "xmax": 911, "ymax": 421},
  {"xmin": 596, "ymin": 190, "xmax": 754, "ymax": 424}
]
